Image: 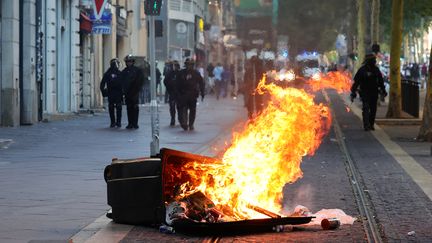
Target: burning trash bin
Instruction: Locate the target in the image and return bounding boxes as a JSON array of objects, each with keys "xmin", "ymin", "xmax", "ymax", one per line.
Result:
[{"xmin": 104, "ymin": 148, "xmax": 314, "ymax": 233}]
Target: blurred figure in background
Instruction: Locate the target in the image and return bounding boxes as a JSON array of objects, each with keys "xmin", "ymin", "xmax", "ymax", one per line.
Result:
[
  {"xmin": 221, "ymin": 64, "xmax": 232, "ymax": 98},
  {"xmin": 421, "ymin": 62, "xmax": 428, "ymax": 89},
  {"xmin": 244, "ymin": 56, "xmax": 264, "ymax": 119},
  {"xmin": 163, "ymin": 60, "xmax": 173, "ymax": 103},
  {"xmin": 206, "ymin": 63, "xmax": 215, "ymax": 94},
  {"xmin": 213, "ymin": 63, "xmax": 224, "ymax": 99}
]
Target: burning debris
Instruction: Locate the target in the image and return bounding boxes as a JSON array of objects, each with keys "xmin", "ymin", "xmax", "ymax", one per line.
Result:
[
  {"xmin": 166, "ymin": 191, "xmax": 234, "ymax": 225},
  {"xmin": 167, "ymin": 71, "xmax": 352, "ymax": 220}
]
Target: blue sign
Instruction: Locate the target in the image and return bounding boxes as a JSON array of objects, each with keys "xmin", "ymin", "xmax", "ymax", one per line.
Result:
[
  {"xmin": 92, "ymin": 22, "xmax": 111, "ymax": 34},
  {"xmin": 90, "ymin": 9, "xmax": 112, "ymax": 35}
]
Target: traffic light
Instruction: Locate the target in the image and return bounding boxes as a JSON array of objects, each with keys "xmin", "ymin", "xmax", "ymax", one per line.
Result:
[{"xmin": 144, "ymin": 0, "xmax": 162, "ymax": 16}]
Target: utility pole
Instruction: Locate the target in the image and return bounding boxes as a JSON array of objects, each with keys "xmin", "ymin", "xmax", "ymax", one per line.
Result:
[
  {"xmin": 145, "ymin": 0, "xmax": 162, "ymax": 156},
  {"xmin": 149, "ymin": 14, "xmax": 159, "ymax": 156}
]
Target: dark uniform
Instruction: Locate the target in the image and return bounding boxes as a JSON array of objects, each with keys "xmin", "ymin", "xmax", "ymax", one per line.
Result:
[
  {"xmin": 351, "ymin": 54, "xmax": 387, "ymax": 131},
  {"xmin": 100, "ymin": 59, "xmax": 122, "ymax": 128},
  {"xmin": 243, "ymin": 56, "xmax": 264, "ymax": 119},
  {"xmin": 163, "ymin": 61, "xmax": 180, "ymax": 126},
  {"xmin": 176, "ymin": 59, "xmax": 205, "ymax": 131},
  {"xmin": 122, "ymin": 55, "xmax": 145, "ymax": 129}
]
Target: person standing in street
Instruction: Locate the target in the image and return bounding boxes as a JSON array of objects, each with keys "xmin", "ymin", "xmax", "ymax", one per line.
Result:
[
  {"xmin": 421, "ymin": 62, "xmax": 428, "ymax": 89},
  {"xmin": 221, "ymin": 64, "xmax": 232, "ymax": 98},
  {"xmin": 163, "ymin": 60, "xmax": 173, "ymax": 103},
  {"xmin": 155, "ymin": 64, "xmax": 162, "ymax": 100},
  {"xmin": 163, "ymin": 60, "xmax": 181, "ymax": 127},
  {"xmin": 243, "ymin": 56, "xmax": 264, "ymax": 119},
  {"xmin": 350, "ymin": 53, "xmax": 387, "ymax": 131},
  {"xmin": 207, "ymin": 63, "xmax": 215, "ymax": 94},
  {"xmin": 122, "ymin": 55, "xmax": 145, "ymax": 129},
  {"xmin": 100, "ymin": 58, "xmax": 122, "ymax": 128},
  {"xmin": 213, "ymin": 63, "xmax": 224, "ymax": 99},
  {"xmin": 176, "ymin": 58, "xmax": 205, "ymax": 131}
]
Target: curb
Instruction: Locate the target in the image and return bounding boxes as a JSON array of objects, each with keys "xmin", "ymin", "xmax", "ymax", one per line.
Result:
[{"xmin": 375, "ymin": 118, "xmax": 422, "ymax": 126}]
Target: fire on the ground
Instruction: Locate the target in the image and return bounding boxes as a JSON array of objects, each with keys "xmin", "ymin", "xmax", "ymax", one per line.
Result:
[{"xmin": 166, "ymin": 71, "xmax": 353, "ymax": 224}]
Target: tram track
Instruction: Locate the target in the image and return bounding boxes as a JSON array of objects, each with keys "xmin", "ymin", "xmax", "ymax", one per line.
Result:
[{"xmin": 323, "ymin": 90, "xmax": 383, "ymax": 243}]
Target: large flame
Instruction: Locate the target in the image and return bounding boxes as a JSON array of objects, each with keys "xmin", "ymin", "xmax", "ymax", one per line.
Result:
[{"xmin": 176, "ymin": 71, "xmax": 352, "ymax": 220}]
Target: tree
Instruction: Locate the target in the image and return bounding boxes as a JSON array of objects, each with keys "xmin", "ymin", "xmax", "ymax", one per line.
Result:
[
  {"xmin": 277, "ymin": 0, "xmax": 354, "ymax": 56},
  {"xmin": 386, "ymin": 0, "xmax": 403, "ymax": 118},
  {"xmin": 371, "ymin": 0, "xmax": 380, "ymax": 46},
  {"xmin": 355, "ymin": 0, "xmax": 366, "ymax": 72},
  {"xmin": 380, "ymin": 0, "xmax": 432, "ymax": 48},
  {"xmin": 418, "ymin": 45, "xmax": 432, "ymax": 141}
]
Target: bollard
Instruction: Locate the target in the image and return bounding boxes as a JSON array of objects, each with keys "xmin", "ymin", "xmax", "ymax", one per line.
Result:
[{"xmin": 401, "ymin": 79, "xmax": 419, "ymax": 117}]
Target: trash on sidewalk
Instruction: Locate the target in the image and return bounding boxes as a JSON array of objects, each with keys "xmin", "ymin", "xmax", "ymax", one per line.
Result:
[
  {"xmin": 288, "ymin": 206, "xmax": 356, "ymax": 227},
  {"xmin": 321, "ymin": 218, "xmax": 340, "ymax": 230},
  {"xmin": 159, "ymin": 225, "xmax": 175, "ymax": 234},
  {"xmin": 407, "ymin": 231, "xmax": 416, "ymax": 236}
]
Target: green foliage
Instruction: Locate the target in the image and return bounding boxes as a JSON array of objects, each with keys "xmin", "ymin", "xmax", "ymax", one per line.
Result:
[
  {"xmin": 277, "ymin": 0, "xmax": 355, "ymax": 56},
  {"xmin": 380, "ymin": 0, "xmax": 432, "ymax": 42}
]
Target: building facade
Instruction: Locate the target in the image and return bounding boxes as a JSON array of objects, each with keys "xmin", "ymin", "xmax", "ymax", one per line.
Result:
[
  {"xmin": 0, "ymin": 0, "xmax": 148, "ymax": 126},
  {"xmin": 153, "ymin": 0, "xmax": 205, "ymax": 65}
]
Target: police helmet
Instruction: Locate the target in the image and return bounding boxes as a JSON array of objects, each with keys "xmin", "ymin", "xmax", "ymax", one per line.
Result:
[{"xmin": 124, "ymin": 54, "xmax": 135, "ymax": 63}]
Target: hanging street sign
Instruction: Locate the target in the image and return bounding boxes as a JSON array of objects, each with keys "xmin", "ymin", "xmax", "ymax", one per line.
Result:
[{"xmin": 92, "ymin": 0, "xmax": 108, "ymax": 20}]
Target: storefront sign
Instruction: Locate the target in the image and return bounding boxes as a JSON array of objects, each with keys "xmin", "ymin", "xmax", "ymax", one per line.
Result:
[{"xmin": 90, "ymin": 8, "xmax": 112, "ymax": 35}]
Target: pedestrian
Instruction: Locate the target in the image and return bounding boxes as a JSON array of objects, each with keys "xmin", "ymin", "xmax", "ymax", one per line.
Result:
[
  {"xmin": 411, "ymin": 63, "xmax": 420, "ymax": 83},
  {"xmin": 230, "ymin": 64, "xmax": 237, "ymax": 98},
  {"xmin": 100, "ymin": 58, "xmax": 123, "ymax": 128},
  {"xmin": 163, "ymin": 60, "xmax": 173, "ymax": 103},
  {"xmin": 155, "ymin": 63, "xmax": 162, "ymax": 98},
  {"xmin": 213, "ymin": 63, "xmax": 224, "ymax": 99},
  {"xmin": 163, "ymin": 60, "xmax": 181, "ymax": 127},
  {"xmin": 207, "ymin": 63, "xmax": 215, "ymax": 94},
  {"xmin": 243, "ymin": 56, "xmax": 264, "ymax": 119},
  {"xmin": 350, "ymin": 53, "xmax": 387, "ymax": 131},
  {"xmin": 421, "ymin": 62, "xmax": 428, "ymax": 89},
  {"xmin": 221, "ymin": 64, "xmax": 232, "ymax": 98},
  {"xmin": 121, "ymin": 55, "xmax": 145, "ymax": 129},
  {"xmin": 176, "ymin": 58, "xmax": 205, "ymax": 131}
]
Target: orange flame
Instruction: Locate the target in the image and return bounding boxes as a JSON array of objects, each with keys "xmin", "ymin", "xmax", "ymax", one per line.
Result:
[
  {"xmin": 307, "ymin": 71, "xmax": 352, "ymax": 93},
  {"xmin": 176, "ymin": 71, "xmax": 352, "ymax": 220}
]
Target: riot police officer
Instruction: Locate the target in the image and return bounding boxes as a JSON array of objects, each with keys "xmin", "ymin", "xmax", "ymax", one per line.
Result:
[
  {"xmin": 122, "ymin": 55, "xmax": 145, "ymax": 129},
  {"xmin": 351, "ymin": 53, "xmax": 387, "ymax": 131},
  {"xmin": 100, "ymin": 58, "xmax": 122, "ymax": 128},
  {"xmin": 163, "ymin": 60, "xmax": 181, "ymax": 126},
  {"xmin": 176, "ymin": 58, "xmax": 205, "ymax": 131}
]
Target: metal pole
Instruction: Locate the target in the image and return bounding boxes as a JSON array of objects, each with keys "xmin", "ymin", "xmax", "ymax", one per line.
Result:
[{"xmin": 149, "ymin": 15, "xmax": 159, "ymax": 156}]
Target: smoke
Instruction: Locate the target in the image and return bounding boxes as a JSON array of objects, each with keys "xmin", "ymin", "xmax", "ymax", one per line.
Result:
[{"xmin": 281, "ymin": 184, "xmax": 315, "ymax": 215}]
